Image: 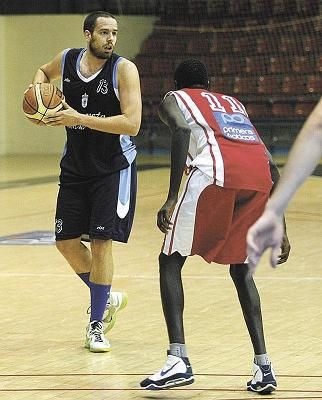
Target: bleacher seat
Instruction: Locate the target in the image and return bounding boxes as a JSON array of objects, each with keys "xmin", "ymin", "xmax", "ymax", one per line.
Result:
[
  {"xmin": 295, "ymin": 101, "xmax": 316, "ymax": 117},
  {"xmin": 316, "ymin": 56, "xmax": 322, "ymax": 72},
  {"xmin": 163, "ymin": 39, "xmax": 187, "ymax": 56},
  {"xmin": 256, "ymin": 37, "xmax": 273, "ymax": 54},
  {"xmin": 302, "ymin": 35, "xmax": 319, "ymax": 53},
  {"xmin": 142, "ymin": 100, "xmax": 159, "ymax": 120},
  {"xmin": 296, "ymin": 0, "xmax": 320, "ymax": 17},
  {"xmin": 306, "ymin": 75, "xmax": 322, "ymax": 94},
  {"xmin": 210, "ymin": 76, "xmax": 234, "ymax": 94},
  {"xmin": 232, "ymin": 36, "xmax": 256, "ymax": 54},
  {"xmin": 281, "ymin": 75, "xmax": 307, "ymax": 95},
  {"xmin": 214, "ymin": 33, "xmax": 232, "ymax": 53},
  {"xmin": 186, "ymin": 34, "xmax": 216, "ymax": 56},
  {"xmin": 246, "ymin": 102, "xmax": 271, "ymax": 119},
  {"xmin": 140, "ymin": 37, "xmax": 164, "ymax": 55},
  {"xmin": 233, "ymin": 76, "xmax": 258, "ymax": 95},
  {"xmin": 134, "ymin": 56, "xmax": 152, "ymax": 76},
  {"xmin": 273, "ymin": 0, "xmax": 296, "ymax": 19},
  {"xmin": 245, "ymin": 56, "xmax": 267, "ymax": 74},
  {"xmin": 258, "ymin": 75, "xmax": 281, "ymax": 95},
  {"xmin": 151, "ymin": 57, "xmax": 174, "ymax": 75},
  {"xmin": 141, "ymin": 77, "xmax": 163, "ymax": 97},
  {"xmin": 279, "ymin": 35, "xmax": 298, "ymax": 54},
  {"xmin": 221, "ymin": 56, "xmax": 244, "ymax": 74},
  {"xmin": 162, "ymin": 78, "xmax": 174, "ymax": 95},
  {"xmin": 292, "ymin": 56, "xmax": 313, "ymax": 73},
  {"xmin": 269, "ymin": 56, "xmax": 291, "ymax": 73},
  {"xmin": 272, "ymin": 102, "xmax": 294, "ymax": 118}
]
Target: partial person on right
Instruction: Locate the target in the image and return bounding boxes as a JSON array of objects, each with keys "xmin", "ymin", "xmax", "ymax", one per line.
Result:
[{"xmin": 247, "ymin": 97, "xmax": 322, "ymax": 272}]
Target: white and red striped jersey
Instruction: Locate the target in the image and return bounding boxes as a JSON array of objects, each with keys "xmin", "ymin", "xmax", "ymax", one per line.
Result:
[{"xmin": 167, "ymin": 88, "xmax": 272, "ymax": 193}]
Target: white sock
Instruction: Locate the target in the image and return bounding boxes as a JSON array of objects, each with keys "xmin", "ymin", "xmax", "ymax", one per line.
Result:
[
  {"xmin": 169, "ymin": 343, "xmax": 187, "ymax": 358},
  {"xmin": 255, "ymin": 353, "xmax": 271, "ymax": 365}
]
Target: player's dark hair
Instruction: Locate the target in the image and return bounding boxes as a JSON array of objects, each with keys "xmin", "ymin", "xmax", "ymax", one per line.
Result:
[
  {"xmin": 83, "ymin": 11, "xmax": 117, "ymax": 33},
  {"xmin": 174, "ymin": 59, "xmax": 209, "ymax": 90}
]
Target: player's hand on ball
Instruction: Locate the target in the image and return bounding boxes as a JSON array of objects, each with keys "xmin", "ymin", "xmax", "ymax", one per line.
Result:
[{"xmin": 44, "ymin": 101, "xmax": 80, "ymax": 127}]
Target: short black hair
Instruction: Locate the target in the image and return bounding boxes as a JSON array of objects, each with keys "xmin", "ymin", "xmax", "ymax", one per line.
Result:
[
  {"xmin": 174, "ymin": 59, "xmax": 209, "ymax": 90},
  {"xmin": 83, "ymin": 11, "xmax": 116, "ymax": 33}
]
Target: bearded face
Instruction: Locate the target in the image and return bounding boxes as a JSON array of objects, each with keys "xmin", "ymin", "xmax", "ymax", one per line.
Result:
[{"xmin": 86, "ymin": 16, "xmax": 118, "ymax": 60}]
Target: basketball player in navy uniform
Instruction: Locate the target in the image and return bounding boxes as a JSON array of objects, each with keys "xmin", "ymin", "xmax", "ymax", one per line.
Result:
[
  {"xmin": 30, "ymin": 11, "xmax": 141, "ymax": 352},
  {"xmin": 140, "ymin": 60, "xmax": 290, "ymax": 394}
]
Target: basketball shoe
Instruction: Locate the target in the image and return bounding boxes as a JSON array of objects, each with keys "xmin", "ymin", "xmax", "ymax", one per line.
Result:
[
  {"xmin": 140, "ymin": 353, "xmax": 194, "ymax": 390},
  {"xmin": 85, "ymin": 320, "xmax": 111, "ymax": 352},
  {"xmin": 247, "ymin": 361, "xmax": 277, "ymax": 394},
  {"xmin": 103, "ymin": 291, "xmax": 128, "ymax": 333}
]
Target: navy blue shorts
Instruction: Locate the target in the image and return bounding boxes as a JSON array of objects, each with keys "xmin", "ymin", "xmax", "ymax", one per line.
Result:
[{"xmin": 55, "ymin": 162, "xmax": 137, "ymax": 243}]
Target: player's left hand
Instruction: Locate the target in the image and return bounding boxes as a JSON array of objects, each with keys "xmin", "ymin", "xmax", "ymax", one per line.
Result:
[{"xmin": 157, "ymin": 198, "xmax": 177, "ymax": 234}]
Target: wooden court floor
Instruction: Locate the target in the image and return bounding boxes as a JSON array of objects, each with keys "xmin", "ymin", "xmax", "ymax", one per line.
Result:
[{"xmin": 0, "ymin": 155, "xmax": 321, "ymax": 400}]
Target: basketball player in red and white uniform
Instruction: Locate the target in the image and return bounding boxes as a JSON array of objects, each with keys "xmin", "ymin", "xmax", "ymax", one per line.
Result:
[{"xmin": 140, "ymin": 59, "xmax": 290, "ymax": 394}]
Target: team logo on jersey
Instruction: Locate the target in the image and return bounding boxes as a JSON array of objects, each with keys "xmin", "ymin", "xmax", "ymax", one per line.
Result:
[
  {"xmin": 82, "ymin": 92, "xmax": 88, "ymax": 108},
  {"xmin": 97, "ymin": 79, "xmax": 109, "ymax": 94},
  {"xmin": 55, "ymin": 219, "xmax": 63, "ymax": 234},
  {"xmin": 214, "ymin": 112, "xmax": 259, "ymax": 142}
]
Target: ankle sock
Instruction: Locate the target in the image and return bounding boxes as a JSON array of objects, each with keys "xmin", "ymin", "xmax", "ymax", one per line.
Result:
[
  {"xmin": 169, "ymin": 343, "xmax": 187, "ymax": 358},
  {"xmin": 255, "ymin": 353, "xmax": 271, "ymax": 366}
]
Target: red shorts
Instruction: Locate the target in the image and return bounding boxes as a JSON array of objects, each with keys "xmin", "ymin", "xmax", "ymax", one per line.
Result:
[{"xmin": 162, "ymin": 168, "xmax": 269, "ymax": 264}]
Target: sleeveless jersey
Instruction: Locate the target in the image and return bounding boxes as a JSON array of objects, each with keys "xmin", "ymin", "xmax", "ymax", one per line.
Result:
[
  {"xmin": 168, "ymin": 88, "xmax": 272, "ymax": 193},
  {"xmin": 60, "ymin": 48, "xmax": 136, "ymax": 182}
]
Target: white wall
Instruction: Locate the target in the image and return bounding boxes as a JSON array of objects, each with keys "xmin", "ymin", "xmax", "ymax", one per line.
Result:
[{"xmin": 0, "ymin": 14, "xmax": 156, "ymax": 155}]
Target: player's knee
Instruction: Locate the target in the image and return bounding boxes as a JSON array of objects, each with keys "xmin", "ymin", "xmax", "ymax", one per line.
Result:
[
  {"xmin": 159, "ymin": 252, "xmax": 186, "ymax": 275},
  {"xmin": 55, "ymin": 239, "xmax": 67, "ymax": 254},
  {"xmin": 229, "ymin": 263, "xmax": 249, "ymax": 283},
  {"xmin": 55, "ymin": 239, "xmax": 77, "ymax": 256}
]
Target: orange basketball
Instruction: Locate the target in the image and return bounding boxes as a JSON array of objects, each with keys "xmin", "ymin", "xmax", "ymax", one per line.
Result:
[{"xmin": 22, "ymin": 83, "xmax": 64, "ymax": 125}]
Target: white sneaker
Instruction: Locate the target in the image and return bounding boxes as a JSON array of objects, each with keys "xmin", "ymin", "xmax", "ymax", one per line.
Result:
[
  {"xmin": 140, "ymin": 353, "xmax": 194, "ymax": 390},
  {"xmin": 85, "ymin": 320, "xmax": 111, "ymax": 352},
  {"xmin": 103, "ymin": 292, "xmax": 128, "ymax": 333},
  {"xmin": 247, "ymin": 361, "xmax": 277, "ymax": 394}
]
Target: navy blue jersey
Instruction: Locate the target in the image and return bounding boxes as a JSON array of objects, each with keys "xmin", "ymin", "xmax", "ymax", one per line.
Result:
[{"xmin": 60, "ymin": 48, "xmax": 136, "ymax": 183}]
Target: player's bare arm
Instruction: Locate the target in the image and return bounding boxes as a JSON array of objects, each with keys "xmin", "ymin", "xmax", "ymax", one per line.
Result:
[
  {"xmin": 157, "ymin": 96, "xmax": 191, "ymax": 233},
  {"xmin": 32, "ymin": 51, "xmax": 64, "ymax": 84},
  {"xmin": 46, "ymin": 59, "xmax": 142, "ymax": 136},
  {"xmin": 247, "ymin": 99, "xmax": 322, "ymax": 270},
  {"xmin": 267, "ymin": 97, "xmax": 322, "ymax": 216}
]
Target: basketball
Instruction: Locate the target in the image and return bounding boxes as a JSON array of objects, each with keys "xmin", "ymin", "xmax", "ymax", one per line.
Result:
[{"xmin": 22, "ymin": 83, "xmax": 64, "ymax": 125}]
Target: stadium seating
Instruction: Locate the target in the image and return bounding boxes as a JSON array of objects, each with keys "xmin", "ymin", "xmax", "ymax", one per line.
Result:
[
  {"xmin": 151, "ymin": 57, "xmax": 174, "ymax": 75},
  {"xmin": 292, "ymin": 56, "xmax": 314, "ymax": 73},
  {"xmin": 307, "ymin": 75, "xmax": 322, "ymax": 94},
  {"xmin": 133, "ymin": 0, "xmax": 320, "ymax": 128},
  {"xmin": 295, "ymin": 101, "xmax": 316, "ymax": 117},
  {"xmin": 269, "ymin": 56, "xmax": 292, "ymax": 73},
  {"xmin": 210, "ymin": 76, "xmax": 234, "ymax": 94},
  {"xmin": 245, "ymin": 56, "xmax": 267, "ymax": 74},
  {"xmin": 233, "ymin": 76, "xmax": 258, "ymax": 95},
  {"xmin": 272, "ymin": 102, "xmax": 295, "ymax": 118},
  {"xmin": 281, "ymin": 75, "xmax": 307, "ymax": 95},
  {"xmin": 257, "ymin": 75, "xmax": 281, "ymax": 95},
  {"xmin": 245, "ymin": 102, "xmax": 272, "ymax": 119}
]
